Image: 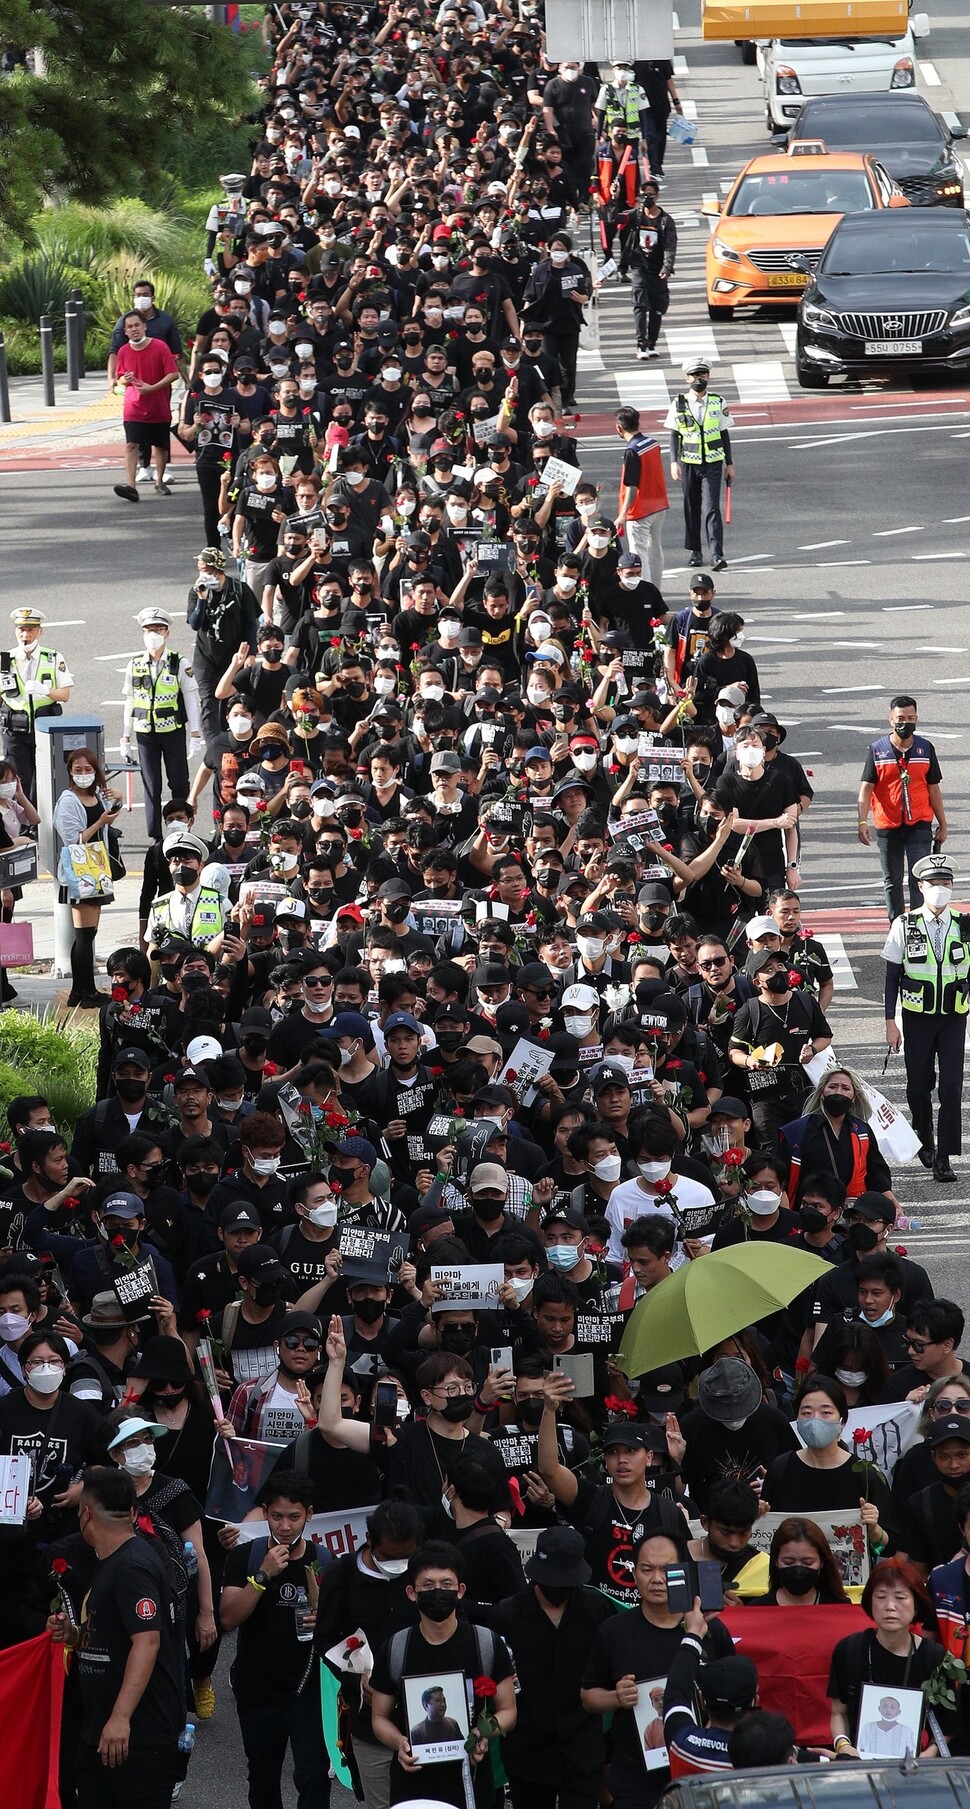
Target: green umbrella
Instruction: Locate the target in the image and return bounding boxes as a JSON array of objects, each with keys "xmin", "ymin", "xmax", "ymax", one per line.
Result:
[{"xmin": 617, "ymin": 1243, "xmax": 832, "ymax": 1377}]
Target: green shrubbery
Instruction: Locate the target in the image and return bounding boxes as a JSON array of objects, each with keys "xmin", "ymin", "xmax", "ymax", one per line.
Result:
[{"xmin": 0, "ymin": 1009, "xmax": 98, "ymax": 1133}]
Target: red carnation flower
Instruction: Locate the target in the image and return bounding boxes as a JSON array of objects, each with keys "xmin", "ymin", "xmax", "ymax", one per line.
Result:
[
  {"xmin": 721, "ymin": 1148, "xmax": 745, "ymax": 1168},
  {"xmin": 603, "ymin": 1394, "xmax": 626, "ymax": 1413},
  {"xmin": 63, "ymin": 1195, "xmax": 80, "ymax": 1211},
  {"xmin": 853, "ymin": 1428, "xmax": 870, "ymax": 1445},
  {"xmin": 111, "ymin": 984, "xmax": 128, "ymax": 1003},
  {"xmin": 795, "ymin": 1356, "xmax": 812, "ymax": 1375},
  {"xmin": 787, "ymin": 969, "xmax": 802, "ymax": 988},
  {"xmin": 51, "ymin": 1557, "xmax": 69, "ymax": 1575},
  {"xmin": 429, "ymin": 1065, "xmax": 445, "ymax": 1078},
  {"xmin": 298, "ymin": 1101, "xmax": 313, "ymax": 1115},
  {"xmin": 196, "ymin": 1308, "xmax": 212, "ymax": 1323},
  {"xmin": 163, "ymin": 1073, "xmax": 175, "ymax": 1084},
  {"xmin": 345, "ymin": 1634, "xmax": 364, "ymax": 1651},
  {"xmin": 111, "ymin": 1234, "xmax": 126, "ymax": 1250},
  {"xmin": 653, "ymin": 1175, "xmax": 673, "ymax": 1196},
  {"xmin": 329, "ymin": 1180, "xmax": 342, "ymax": 1195},
  {"xmin": 473, "ymin": 1676, "xmax": 498, "ymax": 1700},
  {"xmin": 263, "ymin": 1061, "xmax": 279, "ymax": 1077},
  {"xmin": 894, "ymin": 1244, "xmax": 908, "ymax": 1257},
  {"xmin": 664, "ymin": 1058, "xmax": 682, "ymax": 1072}
]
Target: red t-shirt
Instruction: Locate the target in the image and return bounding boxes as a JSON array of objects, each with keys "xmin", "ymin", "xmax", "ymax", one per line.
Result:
[{"xmin": 116, "ymin": 339, "xmax": 178, "ymax": 424}]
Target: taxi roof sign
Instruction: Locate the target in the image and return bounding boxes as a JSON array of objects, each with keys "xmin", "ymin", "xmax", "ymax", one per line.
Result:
[{"xmin": 789, "ymin": 139, "xmax": 829, "ymax": 156}]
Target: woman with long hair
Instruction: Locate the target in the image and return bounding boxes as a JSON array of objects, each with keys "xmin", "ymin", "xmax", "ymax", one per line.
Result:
[
  {"xmin": 52, "ymin": 746, "xmax": 123, "ymax": 1008},
  {"xmin": 758, "ymin": 1516, "xmax": 850, "ymax": 1606}
]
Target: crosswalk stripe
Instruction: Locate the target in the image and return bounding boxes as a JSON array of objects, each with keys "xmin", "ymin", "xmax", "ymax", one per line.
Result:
[
  {"xmin": 778, "ymin": 322, "xmax": 798, "ymax": 356},
  {"xmin": 691, "ymin": 146, "xmax": 710, "ymax": 167},
  {"xmin": 681, "ymin": 99, "xmax": 699, "ymax": 120},
  {"xmin": 615, "ymin": 366, "xmax": 672, "ymax": 407},
  {"xmin": 731, "ymin": 359, "xmax": 791, "ymax": 401},
  {"xmin": 576, "ymin": 348, "xmax": 606, "ymax": 372},
  {"xmin": 664, "ymin": 324, "xmax": 720, "ymax": 364},
  {"xmin": 817, "ymin": 931, "xmax": 857, "ymax": 992}
]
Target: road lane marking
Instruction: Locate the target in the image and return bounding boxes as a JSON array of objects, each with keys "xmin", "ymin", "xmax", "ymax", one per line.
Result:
[{"xmin": 817, "ymin": 931, "xmax": 857, "ymax": 992}]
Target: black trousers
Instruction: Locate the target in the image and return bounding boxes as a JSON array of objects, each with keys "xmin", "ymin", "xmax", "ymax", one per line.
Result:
[
  {"xmin": 193, "ymin": 655, "xmax": 224, "ymax": 741},
  {"xmin": 77, "ymin": 1742, "xmax": 180, "ymax": 1808},
  {"xmin": 631, "ymin": 268, "xmax": 669, "ymax": 350},
  {"xmin": 507, "ymin": 1767, "xmax": 601, "ymax": 1809},
  {"xmin": 136, "ymin": 732, "xmax": 190, "ymax": 841},
  {"xmin": 546, "ymin": 329, "xmax": 581, "ymax": 409},
  {"xmin": 682, "ymin": 461, "xmax": 725, "ymax": 558},
  {"xmin": 195, "ymin": 461, "xmax": 224, "ymax": 547},
  {"xmin": 903, "ymin": 1009, "xmax": 967, "ymax": 1158},
  {"xmin": 2, "ymin": 728, "xmax": 36, "ymax": 802}
]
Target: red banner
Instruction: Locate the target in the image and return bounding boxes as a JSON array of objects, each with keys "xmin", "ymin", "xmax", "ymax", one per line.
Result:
[
  {"xmin": 721, "ymin": 1604, "xmax": 871, "ymax": 1745},
  {"xmin": 0, "ymin": 1634, "xmax": 65, "ymax": 1809}
]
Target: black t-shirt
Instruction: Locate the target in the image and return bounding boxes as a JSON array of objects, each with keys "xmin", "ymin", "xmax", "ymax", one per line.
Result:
[
  {"xmin": 77, "ymin": 1536, "xmax": 184, "ymax": 1749},
  {"xmin": 901, "ymin": 1478, "xmax": 964, "ymax": 1569},
  {"xmin": 236, "ymin": 483, "xmax": 293, "ymax": 560},
  {"xmin": 582, "ymin": 1611, "xmax": 734, "ymax": 1799},
  {"xmin": 272, "ymin": 1220, "xmax": 339, "ymax": 1294},
  {"xmin": 565, "ymin": 1480, "xmax": 684, "ymax": 1608},
  {"xmin": 275, "ymin": 1429, "xmax": 383, "ymax": 1514},
  {"xmin": 763, "ymin": 1448, "xmax": 898, "ymax": 1546},
  {"xmin": 223, "ymin": 1535, "xmax": 322, "ymax": 1700},
  {"xmin": 730, "ymin": 992, "xmax": 832, "ymax": 1096},
  {"xmin": 215, "ymin": 1299, "xmax": 289, "ymax": 1387},
  {"xmin": 267, "ymin": 1006, "xmax": 338, "ymax": 1069},
  {"xmin": 680, "ymin": 1403, "xmax": 798, "ymax": 1512},
  {"xmin": 382, "ymin": 1422, "xmax": 497, "ymax": 1510},
  {"xmin": 828, "ymin": 1628, "xmax": 944, "ymax": 1741},
  {"xmin": 0, "ymin": 1390, "xmax": 101, "ymax": 1538},
  {"xmin": 371, "ymin": 1618, "xmax": 514, "ymax": 1809}
]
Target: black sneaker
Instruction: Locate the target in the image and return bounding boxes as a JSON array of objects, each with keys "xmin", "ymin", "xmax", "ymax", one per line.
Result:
[
  {"xmin": 712, "ymin": 556, "xmax": 728, "ymax": 571},
  {"xmin": 113, "ymin": 484, "xmax": 139, "ymax": 503},
  {"xmin": 933, "ymin": 1157, "xmax": 956, "ymax": 1183},
  {"xmin": 688, "ymin": 553, "xmax": 704, "ymax": 567}
]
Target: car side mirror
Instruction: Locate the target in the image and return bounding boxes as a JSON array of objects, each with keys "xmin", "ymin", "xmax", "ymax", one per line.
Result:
[
  {"xmin": 950, "ymin": 123, "xmax": 969, "ymax": 139},
  {"xmin": 911, "ymin": 10, "xmax": 930, "ymax": 36},
  {"xmin": 700, "ymin": 200, "xmax": 722, "ymax": 216},
  {"xmin": 770, "ymin": 131, "xmax": 791, "ymax": 148}
]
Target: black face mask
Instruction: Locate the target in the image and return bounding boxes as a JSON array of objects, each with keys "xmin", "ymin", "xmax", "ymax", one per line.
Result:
[
  {"xmin": 291, "ymin": 800, "xmax": 312, "ymax": 820},
  {"xmin": 223, "ymin": 827, "xmax": 247, "ymax": 847},
  {"xmin": 706, "ymin": 1532, "xmax": 747, "ymax": 1565},
  {"xmin": 518, "ymin": 1396, "xmax": 543, "ymax": 1430},
  {"xmin": 144, "ymin": 1162, "xmax": 167, "ymax": 1188},
  {"xmin": 823, "ymin": 1094, "xmax": 851, "ymax": 1117},
  {"xmin": 848, "ymin": 1221, "xmax": 879, "ymax": 1255},
  {"xmin": 188, "ymin": 1170, "xmax": 219, "ymax": 1197},
  {"xmin": 775, "ymin": 1563, "xmax": 819, "ymax": 1597},
  {"xmin": 352, "ymin": 1297, "xmax": 385, "ymax": 1325},
  {"xmin": 105, "ymin": 1224, "xmax": 139, "ymax": 1248},
  {"xmin": 330, "ymin": 1166, "xmax": 356, "ymax": 1191},
  {"xmin": 440, "ymin": 1391, "xmax": 476, "ymax": 1421},
  {"xmin": 174, "ymin": 864, "xmax": 199, "ymax": 888},
  {"xmin": 434, "ymin": 1030, "xmax": 464, "ymax": 1053},
  {"xmin": 254, "ymin": 1281, "xmax": 282, "ymax": 1306},
  {"xmin": 159, "ymin": 959, "xmax": 182, "ymax": 979},
  {"xmin": 892, "ymin": 721, "xmax": 915, "ymax": 739},
  {"xmin": 154, "ymin": 1385, "xmax": 188, "ymax": 1404},
  {"xmin": 417, "ymin": 1587, "xmax": 459, "ymax": 1621},
  {"xmin": 537, "ymin": 1584, "xmax": 574, "ymax": 1607},
  {"xmin": 115, "ymin": 1077, "xmax": 147, "ymax": 1103},
  {"xmin": 385, "ymin": 902, "xmax": 409, "ymax": 923},
  {"xmin": 764, "ymin": 972, "xmax": 788, "ymax": 994},
  {"xmin": 473, "ymin": 1196, "xmax": 504, "ymax": 1222},
  {"xmin": 643, "ymin": 909, "xmax": 667, "ymax": 931},
  {"xmin": 261, "ymin": 647, "xmax": 284, "ymax": 663},
  {"xmin": 799, "ymin": 1206, "xmax": 829, "ymax": 1235},
  {"xmin": 440, "ymin": 1328, "xmax": 475, "ymax": 1359}
]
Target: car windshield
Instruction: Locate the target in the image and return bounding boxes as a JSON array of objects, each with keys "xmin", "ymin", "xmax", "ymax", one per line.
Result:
[
  {"xmin": 801, "ymin": 103, "xmax": 941, "ymax": 145},
  {"xmin": 730, "ymin": 170, "xmax": 873, "ymax": 216},
  {"xmin": 825, "ymin": 221, "xmax": 970, "ymax": 275}
]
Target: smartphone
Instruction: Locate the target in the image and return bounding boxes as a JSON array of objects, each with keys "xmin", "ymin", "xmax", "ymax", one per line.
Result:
[
  {"xmin": 490, "ymin": 1346, "xmax": 513, "ymax": 1374},
  {"xmin": 289, "ymin": 761, "xmax": 306, "ymax": 774},
  {"xmin": 664, "ymin": 1559, "xmax": 725, "ymax": 1614},
  {"xmin": 374, "ymin": 1380, "xmax": 399, "ymax": 1430},
  {"xmin": 553, "ymin": 1351, "xmax": 595, "ymax": 1397}
]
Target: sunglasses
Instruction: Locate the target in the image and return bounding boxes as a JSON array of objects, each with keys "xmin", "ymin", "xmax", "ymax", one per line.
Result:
[
  {"xmin": 523, "ymin": 986, "xmax": 557, "ymax": 999},
  {"xmin": 903, "ymin": 1337, "xmax": 934, "ymax": 1354},
  {"xmin": 304, "ymin": 975, "xmax": 333, "ymax": 989},
  {"xmin": 282, "ymin": 1334, "xmax": 322, "ymax": 1351},
  {"xmin": 698, "ymin": 957, "xmax": 728, "ymax": 970},
  {"xmin": 930, "ymin": 1397, "xmax": 970, "ymax": 1415}
]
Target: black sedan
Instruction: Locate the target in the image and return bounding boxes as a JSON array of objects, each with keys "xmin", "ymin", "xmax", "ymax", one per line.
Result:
[
  {"xmin": 784, "ymin": 93, "xmax": 966, "ymax": 209},
  {"xmin": 795, "ymin": 208, "xmax": 970, "ymax": 387}
]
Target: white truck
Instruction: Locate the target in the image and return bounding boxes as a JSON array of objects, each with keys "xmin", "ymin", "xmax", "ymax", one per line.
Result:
[{"xmin": 759, "ymin": 23, "xmax": 930, "ymax": 131}]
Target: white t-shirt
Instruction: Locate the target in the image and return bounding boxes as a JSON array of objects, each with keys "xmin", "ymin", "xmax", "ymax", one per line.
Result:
[{"xmin": 606, "ymin": 1174, "xmax": 717, "ymax": 1264}]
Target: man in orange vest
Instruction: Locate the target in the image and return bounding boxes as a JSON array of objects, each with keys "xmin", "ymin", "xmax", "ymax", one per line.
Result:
[
  {"xmin": 858, "ymin": 694, "xmax": 948, "ymax": 923},
  {"xmin": 614, "ymin": 405, "xmax": 669, "ymax": 589},
  {"xmin": 594, "ymin": 125, "xmax": 642, "ymax": 269}
]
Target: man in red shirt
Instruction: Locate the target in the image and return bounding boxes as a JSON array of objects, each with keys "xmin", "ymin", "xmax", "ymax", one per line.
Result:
[
  {"xmin": 614, "ymin": 404, "xmax": 669, "ymax": 589},
  {"xmin": 111, "ymin": 311, "xmax": 179, "ymax": 503}
]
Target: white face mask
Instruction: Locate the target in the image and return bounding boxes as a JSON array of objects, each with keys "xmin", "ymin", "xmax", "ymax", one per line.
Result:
[
  {"xmin": 374, "ymin": 675, "xmax": 396, "ymax": 696},
  {"xmin": 134, "ymin": 295, "xmax": 153, "ymax": 312},
  {"xmin": 72, "ymin": 769, "xmax": 96, "ymax": 789},
  {"xmin": 561, "ymin": 66, "xmax": 580, "ymax": 80},
  {"xmin": 0, "ymin": 782, "xmax": 16, "ymax": 801},
  {"xmin": 592, "ymin": 1153, "xmax": 622, "ymax": 1182},
  {"xmin": 324, "ymin": 179, "xmax": 342, "ymax": 195},
  {"xmin": 745, "ymin": 1188, "xmax": 780, "ymax": 1217},
  {"xmin": 737, "ymin": 747, "xmax": 763, "ymax": 773},
  {"xmin": 550, "ymin": 250, "xmax": 569, "ymax": 265},
  {"xmin": 251, "ymin": 1155, "xmax": 281, "ymax": 1176},
  {"xmin": 269, "ymin": 362, "xmax": 289, "ymax": 377},
  {"xmin": 383, "ymin": 366, "xmax": 402, "ymax": 383},
  {"xmin": 441, "ymin": 1490, "xmax": 455, "ymax": 1520},
  {"xmin": 534, "ymin": 419, "xmax": 556, "ymax": 439},
  {"xmin": 923, "ymin": 885, "xmax": 952, "ymax": 911},
  {"xmin": 572, "ymin": 752, "xmax": 597, "ymax": 774},
  {"xmin": 234, "ymin": 280, "xmax": 253, "ymax": 295},
  {"xmin": 715, "ymin": 707, "xmax": 736, "ymax": 727},
  {"xmin": 295, "ymin": 341, "xmax": 313, "ymax": 358},
  {"xmin": 577, "ymin": 501, "xmax": 596, "ymax": 518},
  {"xmin": 307, "ymin": 1203, "xmax": 338, "ymax": 1229},
  {"xmin": 299, "ymin": 379, "xmax": 316, "ymax": 394},
  {"xmin": 304, "ymin": 998, "xmax": 330, "ymax": 1015},
  {"xmin": 215, "ymin": 1097, "xmax": 243, "ymax": 1114},
  {"xmin": 447, "ymin": 505, "xmax": 468, "ymax": 523},
  {"xmin": 439, "ymin": 622, "xmax": 460, "ymax": 642},
  {"xmin": 721, "ymin": 1417, "xmax": 747, "ymax": 1432},
  {"xmin": 144, "ymin": 632, "xmax": 167, "ymax": 652},
  {"xmin": 255, "ymin": 472, "xmax": 277, "ymax": 492},
  {"xmin": 587, "ymin": 533, "xmax": 609, "ymax": 551},
  {"xmin": 614, "ymin": 735, "xmax": 638, "ymax": 755},
  {"xmin": 507, "ymin": 1276, "xmax": 534, "ymax": 1303},
  {"xmin": 373, "ymin": 1554, "xmax": 410, "ymax": 1576},
  {"xmin": 557, "ymin": 576, "xmax": 577, "ymax": 594},
  {"xmin": 422, "ymin": 685, "xmax": 444, "ymax": 703},
  {"xmin": 345, "ymin": 470, "xmax": 364, "ymax": 487},
  {"xmin": 27, "ymin": 1363, "xmax": 65, "ymax": 1395},
  {"xmin": 835, "ymin": 1367, "xmax": 868, "ymax": 1388},
  {"xmin": 398, "ymin": 498, "xmax": 416, "ymax": 516},
  {"xmin": 230, "ymin": 716, "xmax": 253, "ymax": 738},
  {"xmin": 639, "ymin": 1159, "xmax": 671, "ymax": 1183},
  {"xmin": 732, "ymin": 633, "xmax": 746, "ymax": 648},
  {"xmin": 527, "ymin": 685, "xmax": 550, "ymax": 707},
  {"xmin": 432, "ymin": 254, "xmax": 450, "ymax": 270},
  {"xmin": 565, "ymin": 1012, "xmax": 596, "ymax": 1038},
  {"xmin": 122, "ymin": 1443, "xmax": 155, "ymax": 1477},
  {"xmin": 619, "ymin": 574, "xmax": 640, "ymax": 591},
  {"xmin": 268, "ymin": 324, "xmax": 287, "ymax": 339},
  {"xmin": 202, "ymin": 372, "xmax": 223, "ymax": 390},
  {"xmin": 577, "ymin": 935, "xmax": 605, "ymax": 961}
]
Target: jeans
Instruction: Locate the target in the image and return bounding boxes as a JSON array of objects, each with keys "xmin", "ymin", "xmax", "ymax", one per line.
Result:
[
  {"xmin": 235, "ymin": 1685, "xmax": 330, "ymax": 1809},
  {"xmin": 875, "ymin": 819, "xmax": 934, "ymax": 922}
]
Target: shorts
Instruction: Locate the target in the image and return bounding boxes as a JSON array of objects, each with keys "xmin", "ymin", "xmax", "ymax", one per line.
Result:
[{"xmin": 124, "ymin": 421, "xmax": 171, "ymax": 449}]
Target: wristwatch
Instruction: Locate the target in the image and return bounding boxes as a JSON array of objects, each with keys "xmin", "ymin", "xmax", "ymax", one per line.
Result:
[{"xmin": 249, "ymin": 1569, "xmax": 270, "ymax": 1591}]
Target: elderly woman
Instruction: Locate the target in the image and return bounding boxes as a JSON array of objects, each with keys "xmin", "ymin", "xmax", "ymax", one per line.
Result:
[
  {"xmin": 780, "ymin": 1064, "xmax": 894, "ymax": 1208},
  {"xmin": 829, "ymin": 1558, "xmax": 945, "ymax": 1759}
]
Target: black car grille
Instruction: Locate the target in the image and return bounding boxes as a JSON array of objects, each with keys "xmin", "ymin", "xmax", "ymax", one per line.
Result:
[
  {"xmin": 746, "ymin": 248, "xmax": 821, "ymax": 273},
  {"xmin": 898, "ymin": 172, "xmax": 958, "ymax": 203},
  {"xmin": 832, "ymin": 310, "xmax": 949, "ymax": 339}
]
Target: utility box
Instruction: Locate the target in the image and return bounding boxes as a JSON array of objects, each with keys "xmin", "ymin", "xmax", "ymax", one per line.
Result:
[
  {"xmin": 702, "ymin": 0, "xmax": 907, "ymax": 37},
  {"xmin": 546, "ymin": 0, "xmax": 674, "ymax": 63},
  {"xmin": 35, "ymin": 716, "xmax": 105, "ymax": 883}
]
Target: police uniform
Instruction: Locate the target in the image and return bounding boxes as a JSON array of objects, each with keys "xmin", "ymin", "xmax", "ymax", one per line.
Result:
[
  {"xmin": 1, "ymin": 607, "xmax": 73, "ymax": 801},
  {"xmin": 149, "ymin": 830, "xmax": 225, "ymax": 949},
  {"xmin": 122, "ymin": 609, "xmax": 203, "ymax": 842},
  {"xmin": 664, "ymin": 359, "xmax": 734, "ymax": 570},
  {"xmin": 882, "ymin": 854, "xmax": 969, "ymax": 1181}
]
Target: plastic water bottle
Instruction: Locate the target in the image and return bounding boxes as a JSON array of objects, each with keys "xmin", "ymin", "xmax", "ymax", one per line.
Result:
[
  {"xmin": 183, "ymin": 1540, "xmax": 199, "ymax": 1578},
  {"xmin": 178, "ymin": 1721, "xmax": 196, "ymax": 1756},
  {"xmin": 294, "ymin": 1584, "xmax": 313, "ymax": 1642}
]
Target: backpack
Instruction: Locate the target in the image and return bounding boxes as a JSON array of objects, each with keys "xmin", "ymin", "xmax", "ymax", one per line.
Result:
[
  {"xmin": 385, "ymin": 1621, "xmax": 496, "ymax": 1691},
  {"xmin": 135, "ymin": 1476, "xmax": 192, "ymax": 1620}
]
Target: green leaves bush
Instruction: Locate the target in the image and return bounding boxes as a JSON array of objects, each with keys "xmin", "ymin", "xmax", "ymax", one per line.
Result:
[{"xmin": 0, "ymin": 1008, "xmax": 97, "ymax": 1133}]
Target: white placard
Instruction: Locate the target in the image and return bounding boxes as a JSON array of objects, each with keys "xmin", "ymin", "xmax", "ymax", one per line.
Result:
[
  {"xmin": 0, "ymin": 1454, "xmax": 30, "ymax": 1524},
  {"xmin": 498, "ymin": 1037, "xmax": 554, "ymax": 1107},
  {"xmin": 431, "ymin": 1262, "xmax": 504, "ymax": 1311},
  {"xmin": 541, "ymin": 456, "xmax": 582, "ymax": 495}
]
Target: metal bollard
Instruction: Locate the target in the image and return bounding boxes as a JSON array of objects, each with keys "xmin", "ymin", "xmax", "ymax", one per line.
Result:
[
  {"xmin": 65, "ymin": 300, "xmax": 79, "ymax": 390},
  {"xmin": 39, "ymin": 314, "xmax": 55, "ymax": 406},
  {"xmin": 0, "ymin": 332, "xmax": 10, "ymax": 424},
  {"xmin": 70, "ymin": 288, "xmax": 86, "ymax": 378}
]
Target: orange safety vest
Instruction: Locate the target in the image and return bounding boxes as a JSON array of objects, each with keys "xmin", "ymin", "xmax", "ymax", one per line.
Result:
[
  {"xmin": 785, "ymin": 1114, "xmax": 869, "ymax": 1203},
  {"xmin": 868, "ymin": 733, "xmax": 934, "ymax": 830},
  {"xmin": 596, "ymin": 146, "xmax": 638, "ymax": 208}
]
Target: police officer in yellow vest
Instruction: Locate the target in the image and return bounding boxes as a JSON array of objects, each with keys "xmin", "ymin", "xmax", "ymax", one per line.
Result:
[
  {"xmin": 665, "ymin": 357, "xmax": 735, "ymax": 571},
  {"xmin": 1, "ymin": 606, "xmax": 73, "ymax": 802},
  {"xmin": 122, "ymin": 608, "xmax": 203, "ymax": 843},
  {"xmin": 594, "ymin": 62, "xmax": 650, "ymax": 144},
  {"xmin": 149, "ymin": 830, "xmax": 225, "ymax": 955},
  {"xmin": 882, "ymin": 853, "xmax": 969, "ymax": 1184}
]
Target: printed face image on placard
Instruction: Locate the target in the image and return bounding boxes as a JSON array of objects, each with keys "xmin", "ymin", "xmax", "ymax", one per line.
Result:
[
  {"xmin": 856, "ymin": 1683, "xmax": 924, "ymax": 1760},
  {"xmin": 633, "ymin": 1675, "xmax": 669, "ymax": 1770},
  {"xmin": 404, "ymin": 1672, "xmax": 470, "ymax": 1764}
]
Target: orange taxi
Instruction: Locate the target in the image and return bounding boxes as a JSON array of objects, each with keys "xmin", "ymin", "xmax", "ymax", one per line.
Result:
[{"xmin": 704, "ymin": 145, "xmax": 909, "ymax": 319}]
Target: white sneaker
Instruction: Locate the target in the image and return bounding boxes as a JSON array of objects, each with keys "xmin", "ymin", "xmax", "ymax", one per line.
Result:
[
  {"xmin": 636, "ymin": 348, "xmax": 650, "ymax": 361},
  {"xmin": 135, "ymin": 466, "xmax": 152, "ymax": 484}
]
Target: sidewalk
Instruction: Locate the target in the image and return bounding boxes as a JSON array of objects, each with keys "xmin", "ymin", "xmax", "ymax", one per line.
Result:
[
  {"xmin": 18, "ymin": 861, "xmax": 144, "ymax": 1019},
  {"xmin": 0, "ymin": 370, "xmax": 194, "ymax": 470}
]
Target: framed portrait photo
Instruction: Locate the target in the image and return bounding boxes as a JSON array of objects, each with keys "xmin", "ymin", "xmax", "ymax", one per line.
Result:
[
  {"xmin": 856, "ymin": 1683, "xmax": 925, "ymax": 1760},
  {"xmin": 633, "ymin": 1674, "xmax": 669, "ymax": 1771},
  {"xmin": 403, "ymin": 1672, "xmax": 470, "ymax": 1765}
]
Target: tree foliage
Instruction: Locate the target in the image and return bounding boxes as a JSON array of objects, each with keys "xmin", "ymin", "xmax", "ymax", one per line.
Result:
[{"xmin": 0, "ymin": 0, "xmax": 256, "ymax": 236}]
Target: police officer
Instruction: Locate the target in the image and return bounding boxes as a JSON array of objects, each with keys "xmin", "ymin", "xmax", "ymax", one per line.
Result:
[
  {"xmin": 858, "ymin": 694, "xmax": 947, "ymax": 925},
  {"xmin": 122, "ymin": 608, "xmax": 204, "ymax": 843},
  {"xmin": 594, "ymin": 61, "xmax": 650, "ymax": 145},
  {"xmin": 1, "ymin": 607, "xmax": 73, "ymax": 801},
  {"xmin": 665, "ymin": 358, "xmax": 735, "ymax": 571},
  {"xmin": 882, "ymin": 853, "xmax": 970, "ymax": 1184},
  {"xmin": 149, "ymin": 830, "xmax": 226, "ymax": 953}
]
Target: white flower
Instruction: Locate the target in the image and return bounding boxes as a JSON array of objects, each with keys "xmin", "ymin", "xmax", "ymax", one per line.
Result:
[{"xmin": 604, "ymin": 983, "xmax": 631, "ymax": 1013}]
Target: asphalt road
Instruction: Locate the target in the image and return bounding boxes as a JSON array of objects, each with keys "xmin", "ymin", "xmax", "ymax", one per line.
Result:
[{"xmin": 8, "ymin": 5, "xmax": 970, "ymax": 1801}]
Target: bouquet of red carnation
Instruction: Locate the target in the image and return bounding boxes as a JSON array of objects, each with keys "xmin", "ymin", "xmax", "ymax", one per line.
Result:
[{"xmin": 465, "ymin": 1675, "xmax": 501, "ymax": 1763}]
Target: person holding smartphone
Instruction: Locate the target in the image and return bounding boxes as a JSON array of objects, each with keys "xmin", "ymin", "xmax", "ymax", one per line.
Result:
[{"xmin": 53, "ymin": 747, "xmax": 124, "ymax": 1008}]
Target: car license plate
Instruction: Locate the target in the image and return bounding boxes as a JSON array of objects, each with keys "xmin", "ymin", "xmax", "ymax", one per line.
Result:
[
  {"xmin": 767, "ymin": 272, "xmax": 805, "ymax": 287},
  {"xmin": 864, "ymin": 340, "xmax": 922, "ymax": 355}
]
